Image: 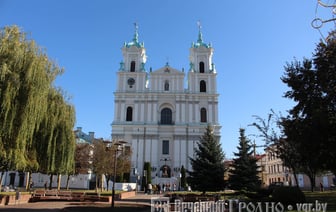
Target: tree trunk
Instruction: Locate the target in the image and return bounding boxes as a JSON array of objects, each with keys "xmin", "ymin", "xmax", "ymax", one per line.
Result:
[
  {"xmin": 100, "ymin": 174, "xmax": 104, "ymax": 192},
  {"xmin": 0, "ymin": 172, "xmax": 4, "ymax": 192},
  {"xmin": 66, "ymin": 175, "xmax": 71, "ymax": 190},
  {"xmin": 106, "ymin": 177, "xmax": 110, "ymax": 191},
  {"xmin": 57, "ymin": 174, "xmax": 61, "ymax": 190},
  {"xmin": 49, "ymin": 174, "xmax": 53, "ymax": 190},
  {"xmin": 307, "ymin": 172, "xmax": 316, "ymax": 192},
  {"xmin": 95, "ymin": 175, "xmax": 98, "ymax": 192},
  {"xmin": 25, "ymin": 171, "xmax": 31, "ymax": 191},
  {"xmin": 290, "ymin": 167, "xmax": 299, "ymax": 188},
  {"xmin": 293, "ymin": 172, "xmax": 299, "ymax": 188}
]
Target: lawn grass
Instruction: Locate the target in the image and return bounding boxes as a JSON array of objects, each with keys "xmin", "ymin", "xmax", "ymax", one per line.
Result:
[{"xmin": 304, "ymin": 190, "xmax": 336, "ymax": 211}]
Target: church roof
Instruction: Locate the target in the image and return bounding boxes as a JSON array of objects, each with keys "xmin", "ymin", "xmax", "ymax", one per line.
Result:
[{"xmin": 151, "ymin": 63, "xmax": 184, "ymax": 75}]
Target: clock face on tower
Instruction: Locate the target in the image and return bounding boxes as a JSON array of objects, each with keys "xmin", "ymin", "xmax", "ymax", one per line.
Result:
[{"xmin": 127, "ymin": 78, "xmax": 135, "ymax": 86}]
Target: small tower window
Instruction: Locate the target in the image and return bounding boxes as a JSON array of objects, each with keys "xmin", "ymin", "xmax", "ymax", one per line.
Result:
[
  {"xmin": 201, "ymin": 108, "xmax": 207, "ymax": 122},
  {"xmin": 130, "ymin": 61, "xmax": 136, "ymax": 72},
  {"xmin": 199, "ymin": 62, "xmax": 205, "ymax": 73},
  {"xmin": 200, "ymin": 80, "xmax": 206, "ymax": 92},
  {"xmin": 164, "ymin": 80, "xmax": 169, "ymax": 91},
  {"xmin": 126, "ymin": 107, "xmax": 133, "ymax": 121}
]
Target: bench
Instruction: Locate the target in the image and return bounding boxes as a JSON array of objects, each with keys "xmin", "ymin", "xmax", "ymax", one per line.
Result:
[
  {"xmin": 40, "ymin": 189, "xmax": 60, "ymax": 200},
  {"xmin": 83, "ymin": 192, "xmax": 101, "ymax": 202},
  {"xmin": 32, "ymin": 190, "xmax": 46, "ymax": 197},
  {"xmin": 58, "ymin": 191, "xmax": 72, "ymax": 200},
  {"xmin": 71, "ymin": 192, "xmax": 85, "ymax": 201},
  {"xmin": 45, "ymin": 189, "xmax": 59, "ymax": 196},
  {"xmin": 30, "ymin": 190, "xmax": 109, "ymax": 202}
]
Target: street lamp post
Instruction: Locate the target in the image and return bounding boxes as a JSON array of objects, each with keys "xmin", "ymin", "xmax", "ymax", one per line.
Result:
[{"xmin": 107, "ymin": 140, "xmax": 127, "ymax": 209}]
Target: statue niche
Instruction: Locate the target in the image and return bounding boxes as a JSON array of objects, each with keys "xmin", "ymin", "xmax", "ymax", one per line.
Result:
[{"xmin": 160, "ymin": 165, "xmax": 171, "ymax": 178}]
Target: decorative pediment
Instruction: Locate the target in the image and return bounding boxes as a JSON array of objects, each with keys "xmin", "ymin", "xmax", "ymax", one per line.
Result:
[{"xmin": 151, "ymin": 66, "xmax": 184, "ymax": 76}]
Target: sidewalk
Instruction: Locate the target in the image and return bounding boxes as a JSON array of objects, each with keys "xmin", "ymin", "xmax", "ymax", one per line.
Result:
[
  {"xmin": 0, "ymin": 191, "xmax": 164, "ymax": 212},
  {"xmin": 118, "ymin": 191, "xmax": 164, "ymax": 205}
]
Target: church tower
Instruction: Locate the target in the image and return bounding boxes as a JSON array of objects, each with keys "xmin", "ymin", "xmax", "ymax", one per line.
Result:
[
  {"xmin": 188, "ymin": 23, "xmax": 217, "ymax": 94},
  {"xmin": 112, "ymin": 24, "xmax": 221, "ymax": 186},
  {"xmin": 117, "ymin": 23, "xmax": 148, "ymax": 93},
  {"xmin": 187, "ymin": 23, "xmax": 219, "ymax": 133}
]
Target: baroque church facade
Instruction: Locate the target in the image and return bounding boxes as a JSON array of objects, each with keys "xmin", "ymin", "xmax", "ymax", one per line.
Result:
[{"xmin": 111, "ymin": 25, "xmax": 221, "ymax": 183}]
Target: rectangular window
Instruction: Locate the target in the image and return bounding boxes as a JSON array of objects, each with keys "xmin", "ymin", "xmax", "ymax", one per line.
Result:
[{"xmin": 162, "ymin": 140, "xmax": 169, "ymax": 154}]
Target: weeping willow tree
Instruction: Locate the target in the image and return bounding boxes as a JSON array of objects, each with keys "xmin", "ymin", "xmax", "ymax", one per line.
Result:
[
  {"xmin": 0, "ymin": 26, "xmax": 60, "ymax": 170},
  {"xmin": 0, "ymin": 25, "xmax": 76, "ymax": 190},
  {"xmin": 34, "ymin": 89, "xmax": 76, "ymax": 189},
  {"xmin": 53, "ymin": 101, "xmax": 76, "ymax": 190}
]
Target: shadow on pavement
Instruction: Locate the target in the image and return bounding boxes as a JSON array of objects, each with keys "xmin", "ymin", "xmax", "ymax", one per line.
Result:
[
  {"xmin": 0, "ymin": 202, "xmax": 150, "ymax": 212},
  {"xmin": 64, "ymin": 205, "xmax": 150, "ymax": 212},
  {"xmin": 0, "ymin": 209, "xmax": 61, "ymax": 212}
]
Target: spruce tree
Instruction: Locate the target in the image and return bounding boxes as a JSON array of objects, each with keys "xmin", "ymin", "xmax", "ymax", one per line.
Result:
[
  {"xmin": 229, "ymin": 128, "xmax": 261, "ymax": 191},
  {"xmin": 188, "ymin": 125, "xmax": 226, "ymax": 193}
]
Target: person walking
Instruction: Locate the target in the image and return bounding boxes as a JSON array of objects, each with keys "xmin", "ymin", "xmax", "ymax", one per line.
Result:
[
  {"xmin": 147, "ymin": 183, "xmax": 152, "ymax": 194},
  {"xmin": 320, "ymin": 182, "xmax": 324, "ymax": 192}
]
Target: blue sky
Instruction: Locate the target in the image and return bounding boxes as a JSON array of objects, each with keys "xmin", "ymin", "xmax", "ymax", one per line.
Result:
[{"xmin": 1, "ymin": 0, "xmax": 334, "ymax": 158}]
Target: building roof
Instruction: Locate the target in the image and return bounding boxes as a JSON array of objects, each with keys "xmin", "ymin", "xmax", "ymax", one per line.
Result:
[{"xmin": 74, "ymin": 127, "xmax": 95, "ymax": 144}]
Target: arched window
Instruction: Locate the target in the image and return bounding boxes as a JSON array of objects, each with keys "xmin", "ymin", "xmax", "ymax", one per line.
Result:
[
  {"xmin": 200, "ymin": 80, "xmax": 206, "ymax": 92},
  {"xmin": 199, "ymin": 62, "xmax": 205, "ymax": 73},
  {"xmin": 200, "ymin": 108, "xmax": 207, "ymax": 122},
  {"xmin": 126, "ymin": 107, "xmax": 133, "ymax": 121},
  {"xmin": 164, "ymin": 81, "xmax": 169, "ymax": 91},
  {"xmin": 130, "ymin": 61, "xmax": 136, "ymax": 72},
  {"xmin": 161, "ymin": 108, "xmax": 172, "ymax": 125}
]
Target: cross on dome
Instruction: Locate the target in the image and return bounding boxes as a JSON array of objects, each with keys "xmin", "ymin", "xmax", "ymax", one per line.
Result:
[
  {"xmin": 124, "ymin": 22, "xmax": 144, "ymax": 48},
  {"xmin": 197, "ymin": 20, "xmax": 203, "ymax": 44},
  {"xmin": 192, "ymin": 21, "xmax": 211, "ymax": 48},
  {"xmin": 133, "ymin": 22, "xmax": 139, "ymax": 43}
]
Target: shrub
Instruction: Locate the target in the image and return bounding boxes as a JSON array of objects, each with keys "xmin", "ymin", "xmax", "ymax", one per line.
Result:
[
  {"xmin": 257, "ymin": 188, "xmax": 273, "ymax": 197},
  {"xmin": 245, "ymin": 188, "xmax": 272, "ymax": 200},
  {"xmin": 271, "ymin": 186, "xmax": 306, "ymax": 209}
]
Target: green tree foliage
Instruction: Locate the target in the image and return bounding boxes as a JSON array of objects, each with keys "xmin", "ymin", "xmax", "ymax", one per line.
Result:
[
  {"xmin": 141, "ymin": 162, "xmax": 151, "ymax": 191},
  {"xmin": 250, "ymin": 111, "xmax": 301, "ymax": 187},
  {"xmin": 229, "ymin": 128, "xmax": 261, "ymax": 191},
  {"xmin": 0, "ymin": 26, "xmax": 56, "ymax": 170},
  {"xmin": 117, "ymin": 146, "xmax": 131, "ymax": 182},
  {"xmin": 92, "ymin": 139, "xmax": 111, "ymax": 190},
  {"xmin": 75, "ymin": 143, "xmax": 93, "ymax": 175},
  {"xmin": 188, "ymin": 125, "xmax": 226, "ymax": 193},
  {"xmin": 249, "ymin": 109, "xmax": 280, "ymax": 146},
  {"xmin": 280, "ymin": 31, "xmax": 336, "ymax": 191},
  {"xmin": 0, "ymin": 26, "xmax": 75, "ymax": 179}
]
